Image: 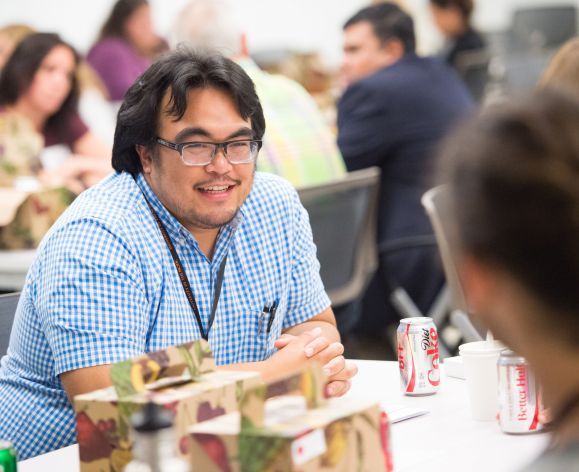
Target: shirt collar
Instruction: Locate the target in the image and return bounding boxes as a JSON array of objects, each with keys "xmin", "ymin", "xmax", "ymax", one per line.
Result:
[{"xmin": 134, "ymin": 173, "xmax": 244, "ymax": 264}]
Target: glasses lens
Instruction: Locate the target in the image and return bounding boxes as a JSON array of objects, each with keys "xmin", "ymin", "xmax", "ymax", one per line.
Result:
[
  {"xmin": 182, "ymin": 142, "xmax": 214, "ymax": 165},
  {"xmin": 226, "ymin": 140, "xmax": 258, "ymax": 164}
]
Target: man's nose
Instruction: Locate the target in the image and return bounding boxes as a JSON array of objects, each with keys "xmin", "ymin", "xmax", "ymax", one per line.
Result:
[{"xmin": 205, "ymin": 146, "xmax": 233, "ymax": 174}]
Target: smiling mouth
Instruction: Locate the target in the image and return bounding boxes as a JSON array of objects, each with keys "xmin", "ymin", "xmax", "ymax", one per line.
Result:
[{"xmin": 197, "ymin": 184, "xmax": 236, "ymax": 194}]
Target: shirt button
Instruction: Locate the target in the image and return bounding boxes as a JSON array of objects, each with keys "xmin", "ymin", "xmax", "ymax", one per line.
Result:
[{"xmin": 179, "ymin": 238, "xmax": 186, "ymax": 246}]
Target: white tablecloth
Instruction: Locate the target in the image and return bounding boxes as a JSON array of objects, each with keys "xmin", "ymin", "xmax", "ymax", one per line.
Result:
[
  {"xmin": 0, "ymin": 250, "xmax": 35, "ymax": 291},
  {"xmin": 18, "ymin": 360, "xmax": 548, "ymax": 471}
]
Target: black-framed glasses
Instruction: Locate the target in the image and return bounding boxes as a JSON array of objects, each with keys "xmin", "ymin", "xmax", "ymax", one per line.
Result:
[{"xmin": 156, "ymin": 137, "xmax": 262, "ymax": 166}]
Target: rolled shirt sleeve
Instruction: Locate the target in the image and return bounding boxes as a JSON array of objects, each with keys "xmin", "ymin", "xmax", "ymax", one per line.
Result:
[{"xmin": 35, "ymin": 218, "xmax": 149, "ymax": 375}]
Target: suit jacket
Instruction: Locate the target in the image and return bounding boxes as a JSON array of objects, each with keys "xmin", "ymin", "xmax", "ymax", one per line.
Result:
[
  {"xmin": 447, "ymin": 28, "xmax": 487, "ymax": 70},
  {"xmin": 337, "ymin": 53, "xmax": 474, "ymax": 247}
]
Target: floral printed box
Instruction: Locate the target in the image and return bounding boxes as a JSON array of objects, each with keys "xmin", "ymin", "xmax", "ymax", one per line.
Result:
[
  {"xmin": 190, "ymin": 366, "xmax": 392, "ymax": 471},
  {"xmin": 73, "ymin": 340, "xmax": 260, "ymax": 472}
]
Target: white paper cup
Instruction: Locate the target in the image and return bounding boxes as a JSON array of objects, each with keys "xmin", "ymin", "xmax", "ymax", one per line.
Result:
[{"xmin": 459, "ymin": 340, "xmax": 505, "ymax": 421}]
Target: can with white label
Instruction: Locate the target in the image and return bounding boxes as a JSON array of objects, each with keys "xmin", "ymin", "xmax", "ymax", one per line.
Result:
[
  {"xmin": 497, "ymin": 350, "xmax": 543, "ymax": 434},
  {"xmin": 397, "ymin": 317, "xmax": 440, "ymax": 395}
]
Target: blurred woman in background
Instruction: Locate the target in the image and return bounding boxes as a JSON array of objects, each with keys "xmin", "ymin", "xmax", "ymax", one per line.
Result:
[
  {"xmin": 440, "ymin": 91, "xmax": 579, "ymax": 470},
  {"xmin": 0, "ymin": 33, "xmax": 110, "ymax": 193},
  {"xmin": 539, "ymin": 37, "xmax": 579, "ymax": 98},
  {"xmin": 87, "ymin": 0, "xmax": 167, "ymax": 101},
  {"xmin": 429, "ymin": 0, "xmax": 486, "ymax": 70}
]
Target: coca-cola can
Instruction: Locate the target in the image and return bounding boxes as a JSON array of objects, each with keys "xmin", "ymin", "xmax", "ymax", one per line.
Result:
[
  {"xmin": 497, "ymin": 350, "xmax": 543, "ymax": 434},
  {"xmin": 397, "ymin": 317, "xmax": 440, "ymax": 395}
]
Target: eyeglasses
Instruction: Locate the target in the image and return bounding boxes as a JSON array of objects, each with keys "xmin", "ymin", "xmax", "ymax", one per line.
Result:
[{"xmin": 156, "ymin": 137, "xmax": 261, "ymax": 166}]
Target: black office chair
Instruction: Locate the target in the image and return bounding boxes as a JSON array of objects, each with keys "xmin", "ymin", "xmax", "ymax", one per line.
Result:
[
  {"xmin": 297, "ymin": 167, "xmax": 380, "ymax": 334},
  {"xmin": 0, "ymin": 292, "xmax": 20, "ymax": 357},
  {"xmin": 421, "ymin": 186, "xmax": 484, "ymax": 344},
  {"xmin": 454, "ymin": 49, "xmax": 492, "ymax": 103}
]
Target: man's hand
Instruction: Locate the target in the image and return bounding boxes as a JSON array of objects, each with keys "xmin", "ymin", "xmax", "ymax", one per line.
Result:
[{"xmin": 274, "ymin": 332, "xmax": 358, "ymax": 397}]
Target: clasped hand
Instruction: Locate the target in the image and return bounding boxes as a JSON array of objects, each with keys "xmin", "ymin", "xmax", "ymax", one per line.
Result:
[{"xmin": 272, "ymin": 327, "xmax": 357, "ymax": 397}]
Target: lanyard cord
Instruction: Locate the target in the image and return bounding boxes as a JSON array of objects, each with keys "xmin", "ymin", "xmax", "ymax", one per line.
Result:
[{"xmin": 144, "ymin": 198, "xmax": 227, "ymax": 341}]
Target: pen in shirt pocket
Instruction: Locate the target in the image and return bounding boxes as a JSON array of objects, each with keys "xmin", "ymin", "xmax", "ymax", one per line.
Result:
[
  {"xmin": 258, "ymin": 300, "xmax": 278, "ymax": 335},
  {"xmin": 266, "ymin": 300, "xmax": 278, "ymax": 334}
]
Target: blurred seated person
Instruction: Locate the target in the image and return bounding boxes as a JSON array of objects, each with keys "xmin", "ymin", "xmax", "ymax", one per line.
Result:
[
  {"xmin": 88, "ymin": 0, "xmax": 167, "ymax": 102},
  {"xmin": 539, "ymin": 37, "xmax": 579, "ymax": 98},
  {"xmin": 0, "ymin": 23, "xmax": 35, "ymax": 71},
  {"xmin": 440, "ymin": 90, "xmax": 579, "ymax": 471},
  {"xmin": 429, "ymin": 0, "xmax": 486, "ymax": 71},
  {"xmin": 76, "ymin": 61, "xmax": 117, "ymax": 146},
  {"xmin": 173, "ymin": 0, "xmax": 346, "ymax": 188},
  {"xmin": 255, "ymin": 50, "xmax": 339, "ymax": 130},
  {"xmin": 337, "ymin": 3, "xmax": 473, "ymax": 339},
  {"xmin": 0, "ymin": 33, "xmax": 111, "ymax": 194}
]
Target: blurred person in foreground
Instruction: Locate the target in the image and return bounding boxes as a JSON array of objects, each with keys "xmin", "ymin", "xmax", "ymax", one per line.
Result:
[
  {"xmin": 0, "ymin": 48, "xmax": 356, "ymax": 459},
  {"xmin": 539, "ymin": 37, "xmax": 579, "ymax": 98},
  {"xmin": 88, "ymin": 0, "xmax": 167, "ymax": 102},
  {"xmin": 440, "ymin": 90, "xmax": 579, "ymax": 471},
  {"xmin": 337, "ymin": 3, "xmax": 473, "ymax": 341},
  {"xmin": 173, "ymin": 0, "xmax": 346, "ymax": 188},
  {"xmin": 0, "ymin": 33, "xmax": 110, "ymax": 194},
  {"xmin": 429, "ymin": 0, "xmax": 486, "ymax": 71}
]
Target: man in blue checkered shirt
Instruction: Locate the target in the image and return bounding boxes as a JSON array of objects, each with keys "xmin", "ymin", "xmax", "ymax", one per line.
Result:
[{"xmin": 0, "ymin": 49, "xmax": 357, "ymax": 459}]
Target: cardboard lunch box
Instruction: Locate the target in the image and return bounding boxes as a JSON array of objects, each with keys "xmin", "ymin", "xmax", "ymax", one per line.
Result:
[
  {"xmin": 73, "ymin": 340, "xmax": 261, "ymax": 472},
  {"xmin": 189, "ymin": 365, "xmax": 392, "ymax": 472}
]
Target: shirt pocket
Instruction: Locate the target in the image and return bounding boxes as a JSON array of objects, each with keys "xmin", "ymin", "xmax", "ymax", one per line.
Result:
[{"xmin": 211, "ymin": 305, "xmax": 272, "ymax": 364}]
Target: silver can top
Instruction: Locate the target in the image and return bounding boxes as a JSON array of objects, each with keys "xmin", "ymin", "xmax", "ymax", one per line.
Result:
[
  {"xmin": 0, "ymin": 440, "xmax": 14, "ymax": 450},
  {"xmin": 498, "ymin": 349, "xmax": 527, "ymax": 365},
  {"xmin": 399, "ymin": 317, "xmax": 434, "ymax": 326}
]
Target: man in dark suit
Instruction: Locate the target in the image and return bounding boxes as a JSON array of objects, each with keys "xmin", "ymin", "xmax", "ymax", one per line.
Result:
[{"xmin": 337, "ymin": 3, "xmax": 473, "ymax": 339}]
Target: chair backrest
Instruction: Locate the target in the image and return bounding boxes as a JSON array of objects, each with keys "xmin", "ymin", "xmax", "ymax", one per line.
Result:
[
  {"xmin": 0, "ymin": 292, "xmax": 20, "ymax": 357},
  {"xmin": 297, "ymin": 167, "xmax": 380, "ymax": 306},
  {"xmin": 454, "ymin": 49, "xmax": 492, "ymax": 103},
  {"xmin": 421, "ymin": 186, "xmax": 468, "ymax": 313},
  {"xmin": 510, "ymin": 5, "xmax": 577, "ymax": 51}
]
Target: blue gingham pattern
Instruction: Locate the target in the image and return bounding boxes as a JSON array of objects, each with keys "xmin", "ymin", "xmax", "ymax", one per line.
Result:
[{"xmin": 0, "ymin": 171, "xmax": 330, "ymax": 459}]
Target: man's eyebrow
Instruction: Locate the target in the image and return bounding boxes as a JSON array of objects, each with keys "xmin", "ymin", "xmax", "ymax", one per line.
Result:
[
  {"xmin": 174, "ymin": 127, "xmax": 211, "ymax": 142},
  {"xmin": 225, "ymin": 127, "xmax": 255, "ymax": 140},
  {"xmin": 174, "ymin": 127, "xmax": 255, "ymax": 143}
]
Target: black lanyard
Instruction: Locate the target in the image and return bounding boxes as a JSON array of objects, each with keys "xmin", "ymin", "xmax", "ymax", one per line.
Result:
[{"xmin": 144, "ymin": 199, "xmax": 227, "ymax": 341}]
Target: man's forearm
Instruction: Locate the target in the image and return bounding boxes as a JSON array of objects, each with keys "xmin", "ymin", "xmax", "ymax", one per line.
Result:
[
  {"xmin": 282, "ymin": 319, "xmax": 340, "ymax": 343},
  {"xmin": 216, "ymin": 360, "xmax": 278, "ymax": 380},
  {"xmin": 282, "ymin": 306, "xmax": 340, "ymax": 342}
]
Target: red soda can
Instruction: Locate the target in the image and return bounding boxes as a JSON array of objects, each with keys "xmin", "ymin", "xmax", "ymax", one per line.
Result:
[
  {"xmin": 397, "ymin": 317, "xmax": 440, "ymax": 395},
  {"xmin": 379, "ymin": 410, "xmax": 394, "ymax": 472},
  {"xmin": 497, "ymin": 350, "xmax": 543, "ymax": 434}
]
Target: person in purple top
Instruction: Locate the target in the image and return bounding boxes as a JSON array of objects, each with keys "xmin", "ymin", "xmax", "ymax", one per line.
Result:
[{"xmin": 87, "ymin": 0, "xmax": 167, "ymax": 101}]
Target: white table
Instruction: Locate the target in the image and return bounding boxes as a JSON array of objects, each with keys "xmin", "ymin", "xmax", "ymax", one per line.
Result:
[
  {"xmin": 0, "ymin": 250, "xmax": 35, "ymax": 291},
  {"xmin": 19, "ymin": 360, "xmax": 548, "ymax": 471}
]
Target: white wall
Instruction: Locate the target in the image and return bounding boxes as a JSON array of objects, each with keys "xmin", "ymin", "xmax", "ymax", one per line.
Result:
[{"xmin": 1, "ymin": 0, "xmax": 577, "ymax": 66}]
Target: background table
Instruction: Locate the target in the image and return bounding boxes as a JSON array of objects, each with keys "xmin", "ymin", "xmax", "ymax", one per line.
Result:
[
  {"xmin": 0, "ymin": 250, "xmax": 35, "ymax": 291},
  {"xmin": 19, "ymin": 360, "xmax": 548, "ymax": 471}
]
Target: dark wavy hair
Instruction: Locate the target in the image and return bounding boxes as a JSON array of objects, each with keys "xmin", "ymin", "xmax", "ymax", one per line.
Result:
[
  {"xmin": 0, "ymin": 32, "xmax": 80, "ymax": 142},
  {"xmin": 344, "ymin": 3, "xmax": 416, "ymax": 54},
  {"xmin": 439, "ymin": 90, "xmax": 579, "ymax": 341},
  {"xmin": 112, "ymin": 47, "xmax": 266, "ymax": 175},
  {"xmin": 430, "ymin": 0, "xmax": 475, "ymax": 21},
  {"xmin": 100, "ymin": 0, "xmax": 148, "ymax": 40}
]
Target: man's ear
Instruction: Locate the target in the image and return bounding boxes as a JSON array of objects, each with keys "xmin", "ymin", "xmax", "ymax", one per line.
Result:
[
  {"xmin": 380, "ymin": 39, "xmax": 405, "ymax": 67},
  {"xmin": 136, "ymin": 144, "xmax": 153, "ymax": 174}
]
